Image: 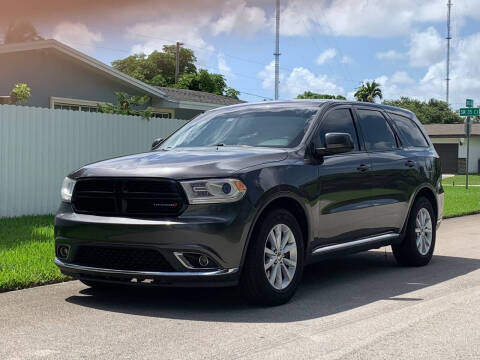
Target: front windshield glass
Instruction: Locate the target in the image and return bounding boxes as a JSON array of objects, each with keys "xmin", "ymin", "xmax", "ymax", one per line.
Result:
[{"xmin": 160, "ymin": 107, "xmax": 319, "ymax": 149}]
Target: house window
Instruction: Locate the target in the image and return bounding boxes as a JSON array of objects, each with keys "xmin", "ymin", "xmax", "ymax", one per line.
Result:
[
  {"xmin": 51, "ymin": 97, "xmax": 99, "ymax": 112},
  {"xmin": 54, "ymin": 103, "xmax": 98, "ymax": 112},
  {"xmin": 151, "ymin": 112, "xmax": 172, "ymax": 119}
]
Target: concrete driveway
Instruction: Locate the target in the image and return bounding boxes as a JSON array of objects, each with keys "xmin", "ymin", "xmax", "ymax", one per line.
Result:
[{"xmin": 1, "ymin": 215, "xmax": 479, "ymax": 360}]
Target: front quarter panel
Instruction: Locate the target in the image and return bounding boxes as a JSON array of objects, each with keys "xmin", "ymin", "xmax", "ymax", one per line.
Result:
[{"xmin": 237, "ymin": 153, "xmax": 319, "ymax": 261}]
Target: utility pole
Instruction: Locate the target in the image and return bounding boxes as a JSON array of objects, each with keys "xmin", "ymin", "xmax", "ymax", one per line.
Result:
[
  {"xmin": 175, "ymin": 41, "xmax": 184, "ymax": 84},
  {"xmin": 446, "ymin": 0, "xmax": 452, "ymax": 106},
  {"xmin": 274, "ymin": 0, "xmax": 280, "ymax": 100}
]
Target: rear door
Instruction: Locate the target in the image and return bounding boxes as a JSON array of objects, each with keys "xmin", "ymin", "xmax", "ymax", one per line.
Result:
[{"xmin": 354, "ymin": 107, "xmax": 414, "ymax": 234}]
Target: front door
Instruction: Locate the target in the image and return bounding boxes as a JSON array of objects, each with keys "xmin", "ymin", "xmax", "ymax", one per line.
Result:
[{"xmin": 312, "ymin": 106, "xmax": 374, "ymax": 248}]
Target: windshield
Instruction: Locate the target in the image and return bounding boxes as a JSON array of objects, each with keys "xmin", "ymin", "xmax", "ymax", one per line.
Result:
[{"xmin": 160, "ymin": 107, "xmax": 319, "ymax": 149}]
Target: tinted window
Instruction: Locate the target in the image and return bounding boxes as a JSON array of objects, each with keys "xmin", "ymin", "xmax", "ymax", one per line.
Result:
[
  {"xmin": 317, "ymin": 108, "xmax": 359, "ymax": 151},
  {"xmin": 161, "ymin": 107, "xmax": 318, "ymax": 149},
  {"xmin": 389, "ymin": 113, "xmax": 429, "ymax": 148},
  {"xmin": 357, "ymin": 110, "xmax": 397, "ymax": 151}
]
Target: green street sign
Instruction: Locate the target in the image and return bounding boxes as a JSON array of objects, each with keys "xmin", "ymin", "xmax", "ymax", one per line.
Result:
[
  {"xmin": 460, "ymin": 108, "xmax": 479, "ymax": 116},
  {"xmin": 466, "ymin": 99, "xmax": 474, "ymax": 108}
]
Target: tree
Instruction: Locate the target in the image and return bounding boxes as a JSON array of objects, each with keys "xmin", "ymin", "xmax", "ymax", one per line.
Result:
[
  {"xmin": 97, "ymin": 92, "xmax": 152, "ymax": 119},
  {"xmin": 11, "ymin": 83, "xmax": 31, "ymax": 104},
  {"xmin": 296, "ymin": 91, "xmax": 346, "ymax": 100},
  {"xmin": 354, "ymin": 81, "xmax": 382, "ymax": 102},
  {"xmin": 112, "ymin": 46, "xmax": 196, "ymax": 86},
  {"xmin": 174, "ymin": 69, "xmax": 228, "ymax": 96},
  {"xmin": 383, "ymin": 97, "xmax": 462, "ymax": 124},
  {"xmin": 112, "ymin": 46, "xmax": 240, "ymax": 98},
  {"xmin": 4, "ymin": 21, "xmax": 43, "ymax": 44},
  {"xmin": 225, "ymin": 87, "xmax": 240, "ymax": 100}
]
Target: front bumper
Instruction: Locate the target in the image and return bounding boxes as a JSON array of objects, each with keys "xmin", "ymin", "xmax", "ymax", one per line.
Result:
[
  {"xmin": 54, "ymin": 258, "xmax": 239, "ymax": 287},
  {"xmin": 54, "ymin": 200, "xmax": 254, "ymax": 287}
]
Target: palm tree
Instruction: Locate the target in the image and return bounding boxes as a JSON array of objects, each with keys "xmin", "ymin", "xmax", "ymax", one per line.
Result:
[{"xmin": 354, "ymin": 81, "xmax": 383, "ymax": 103}]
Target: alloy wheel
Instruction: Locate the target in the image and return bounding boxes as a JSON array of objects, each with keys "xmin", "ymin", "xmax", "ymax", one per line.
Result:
[
  {"xmin": 264, "ymin": 223, "xmax": 297, "ymax": 290},
  {"xmin": 415, "ymin": 207, "xmax": 433, "ymax": 256}
]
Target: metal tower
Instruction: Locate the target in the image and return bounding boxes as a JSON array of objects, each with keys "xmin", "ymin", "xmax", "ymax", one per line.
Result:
[
  {"xmin": 446, "ymin": 0, "xmax": 452, "ymax": 106},
  {"xmin": 274, "ymin": 0, "xmax": 280, "ymax": 100}
]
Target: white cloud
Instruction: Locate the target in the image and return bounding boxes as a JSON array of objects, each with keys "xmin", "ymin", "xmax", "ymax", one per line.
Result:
[
  {"xmin": 126, "ymin": 22, "xmax": 215, "ymax": 66},
  {"xmin": 285, "ymin": 68, "xmax": 344, "ymax": 98},
  {"xmin": 391, "ymin": 71, "xmax": 414, "ymax": 84},
  {"xmin": 376, "ymin": 50, "xmax": 405, "ymax": 61},
  {"xmin": 316, "ymin": 48, "xmax": 337, "ymax": 65},
  {"xmin": 258, "ymin": 62, "xmax": 344, "ymax": 99},
  {"xmin": 369, "ymin": 32, "xmax": 480, "ymax": 106},
  {"xmin": 277, "ymin": 0, "xmax": 480, "ymax": 38},
  {"xmin": 257, "ymin": 61, "xmax": 284, "ymax": 91},
  {"xmin": 217, "ymin": 52, "xmax": 233, "ymax": 80},
  {"xmin": 211, "ymin": 0, "xmax": 267, "ymax": 36},
  {"xmin": 341, "ymin": 55, "xmax": 353, "ymax": 64},
  {"xmin": 409, "ymin": 27, "xmax": 444, "ymax": 67},
  {"xmin": 52, "ymin": 22, "xmax": 102, "ymax": 52}
]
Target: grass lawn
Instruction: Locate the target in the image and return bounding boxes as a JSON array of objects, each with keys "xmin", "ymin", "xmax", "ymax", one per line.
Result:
[
  {"xmin": 443, "ymin": 174, "xmax": 480, "ymax": 186},
  {"xmin": 443, "ymin": 185, "xmax": 480, "ymax": 218},
  {"xmin": 0, "ymin": 215, "xmax": 69, "ymax": 292}
]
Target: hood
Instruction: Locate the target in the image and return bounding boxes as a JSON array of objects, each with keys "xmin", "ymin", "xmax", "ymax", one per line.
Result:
[{"xmin": 70, "ymin": 147, "xmax": 288, "ymax": 180}]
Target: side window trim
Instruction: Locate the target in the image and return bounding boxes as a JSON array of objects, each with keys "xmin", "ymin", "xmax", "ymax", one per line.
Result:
[
  {"xmin": 352, "ymin": 106, "xmax": 400, "ymax": 153},
  {"xmin": 386, "ymin": 111, "xmax": 429, "ymax": 149},
  {"xmin": 314, "ymin": 106, "xmax": 363, "ymax": 154}
]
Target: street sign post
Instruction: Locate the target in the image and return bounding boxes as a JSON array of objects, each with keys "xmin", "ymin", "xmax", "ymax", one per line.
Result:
[
  {"xmin": 460, "ymin": 102, "xmax": 474, "ymax": 189},
  {"xmin": 459, "ymin": 108, "xmax": 479, "ymax": 116}
]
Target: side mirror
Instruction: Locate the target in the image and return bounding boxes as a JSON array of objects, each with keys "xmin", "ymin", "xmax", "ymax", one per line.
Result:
[
  {"xmin": 151, "ymin": 137, "xmax": 164, "ymax": 150},
  {"xmin": 315, "ymin": 132, "xmax": 354, "ymax": 156}
]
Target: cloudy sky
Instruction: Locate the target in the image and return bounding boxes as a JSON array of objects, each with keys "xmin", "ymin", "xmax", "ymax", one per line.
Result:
[{"xmin": 3, "ymin": 0, "xmax": 480, "ymax": 107}]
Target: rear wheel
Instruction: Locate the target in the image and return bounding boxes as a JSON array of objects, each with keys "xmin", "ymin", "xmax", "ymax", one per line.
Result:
[
  {"xmin": 392, "ymin": 197, "xmax": 436, "ymax": 266},
  {"xmin": 240, "ymin": 209, "xmax": 304, "ymax": 306}
]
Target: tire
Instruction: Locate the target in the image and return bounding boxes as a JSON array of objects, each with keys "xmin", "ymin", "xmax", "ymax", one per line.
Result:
[
  {"xmin": 240, "ymin": 208, "xmax": 304, "ymax": 306},
  {"xmin": 392, "ymin": 197, "xmax": 436, "ymax": 266}
]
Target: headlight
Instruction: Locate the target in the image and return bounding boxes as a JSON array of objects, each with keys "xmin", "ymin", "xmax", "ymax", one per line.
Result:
[
  {"xmin": 61, "ymin": 177, "xmax": 76, "ymax": 202},
  {"xmin": 180, "ymin": 179, "xmax": 247, "ymax": 204}
]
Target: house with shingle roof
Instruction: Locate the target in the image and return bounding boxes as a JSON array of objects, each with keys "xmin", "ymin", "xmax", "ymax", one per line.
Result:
[
  {"xmin": 424, "ymin": 123, "xmax": 480, "ymax": 174},
  {"xmin": 0, "ymin": 39, "xmax": 244, "ymax": 120}
]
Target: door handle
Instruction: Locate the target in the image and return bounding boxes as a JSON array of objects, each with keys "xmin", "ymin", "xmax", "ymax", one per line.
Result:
[
  {"xmin": 357, "ymin": 164, "xmax": 370, "ymax": 172},
  {"xmin": 405, "ymin": 160, "xmax": 416, "ymax": 168}
]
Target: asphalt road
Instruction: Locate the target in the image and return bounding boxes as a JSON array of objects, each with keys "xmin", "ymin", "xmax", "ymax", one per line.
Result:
[{"xmin": 2, "ymin": 214, "xmax": 480, "ymax": 360}]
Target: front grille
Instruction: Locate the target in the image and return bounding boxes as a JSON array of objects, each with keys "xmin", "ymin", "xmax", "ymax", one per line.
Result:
[
  {"xmin": 73, "ymin": 246, "xmax": 174, "ymax": 272},
  {"xmin": 72, "ymin": 178, "xmax": 185, "ymax": 217}
]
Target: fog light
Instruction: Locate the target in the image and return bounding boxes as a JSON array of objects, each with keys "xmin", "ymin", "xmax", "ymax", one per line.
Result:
[
  {"xmin": 198, "ymin": 255, "xmax": 209, "ymax": 267},
  {"xmin": 175, "ymin": 252, "xmax": 218, "ymax": 269},
  {"xmin": 57, "ymin": 245, "xmax": 69, "ymax": 259}
]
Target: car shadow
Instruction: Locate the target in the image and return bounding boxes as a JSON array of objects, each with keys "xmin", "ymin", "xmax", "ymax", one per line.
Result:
[{"xmin": 65, "ymin": 251, "xmax": 480, "ymax": 323}]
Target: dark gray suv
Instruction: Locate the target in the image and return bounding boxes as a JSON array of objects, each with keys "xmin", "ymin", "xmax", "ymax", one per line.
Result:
[{"xmin": 55, "ymin": 100, "xmax": 444, "ymax": 305}]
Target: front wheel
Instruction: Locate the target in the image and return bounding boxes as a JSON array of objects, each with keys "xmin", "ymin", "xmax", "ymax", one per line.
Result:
[
  {"xmin": 240, "ymin": 209, "xmax": 304, "ymax": 306},
  {"xmin": 392, "ymin": 197, "xmax": 436, "ymax": 266}
]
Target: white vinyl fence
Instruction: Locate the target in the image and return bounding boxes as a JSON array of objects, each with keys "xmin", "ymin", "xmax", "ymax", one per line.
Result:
[{"xmin": 0, "ymin": 105, "xmax": 188, "ymax": 217}]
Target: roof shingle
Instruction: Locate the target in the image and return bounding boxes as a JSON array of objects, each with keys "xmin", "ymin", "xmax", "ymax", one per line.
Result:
[
  {"xmin": 156, "ymin": 87, "xmax": 245, "ymax": 106},
  {"xmin": 423, "ymin": 123, "xmax": 480, "ymax": 137}
]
